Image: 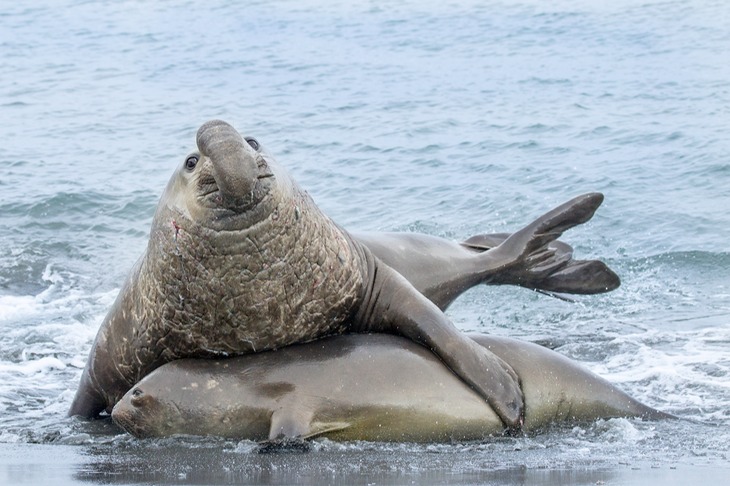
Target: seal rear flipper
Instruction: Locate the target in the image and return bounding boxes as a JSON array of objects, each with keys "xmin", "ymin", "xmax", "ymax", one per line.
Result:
[
  {"xmin": 460, "ymin": 194, "xmax": 621, "ymax": 294},
  {"xmin": 498, "ymin": 192, "xmax": 605, "ymax": 257},
  {"xmin": 468, "ymin": 237, "xmax": 620, "ymax": 295},
  {"xmin": 533, "ymin": 259, "xmax": 620, "ymax": 294},
  {"xmin": 461, "ymin": 193, "xmax": 603, "ymax": 280},
  {"xmin": 468, "ymin": 335, "xmax": 674, "ymax": 428},
  {"xmin": 460, "ymin": 232, "xmax": 511, "ymax": 251}
]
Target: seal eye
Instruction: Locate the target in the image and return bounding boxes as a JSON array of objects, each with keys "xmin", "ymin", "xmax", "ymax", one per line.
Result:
[
  {"xmin": 245, "ymin": 137, "xmax": 260, "ymax": 151},
  {"xmin": 185, "ymin": 155, "xmax": 199, "ymax": 171},
  {"xmin": 131, "ymin": 388, "xmax": 144, "ymax": 399}
]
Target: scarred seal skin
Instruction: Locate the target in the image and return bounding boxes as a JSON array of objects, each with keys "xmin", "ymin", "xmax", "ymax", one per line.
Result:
[
  {"xmin": 111, "ymin": 333, "xmax": 671, "ymax": 442},
  {"xmin": 69, "ymin": 120, "xmax": 614, "ymax": 428}
]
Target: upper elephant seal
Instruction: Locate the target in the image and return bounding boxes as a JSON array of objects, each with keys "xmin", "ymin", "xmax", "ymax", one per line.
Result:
[{"xmin": 69, "ymin": 120, "xmax": 607, "ymax": 428}]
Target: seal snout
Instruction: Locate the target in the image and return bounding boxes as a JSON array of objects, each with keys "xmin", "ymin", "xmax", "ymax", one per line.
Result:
[
  {"xmin": 196, "ymin": 120, "xmax": 239, "ymax": 155},
  {"xmin": 111, "ymin": 388, "xmax": 157, "ymax": 438},
  {"xmin": 111, "ymin": 399, "xmax": 136, "ymax": 434},
  {"xmin": 195, "ymin": 120, "xmax": 261, "ymax": 207}
]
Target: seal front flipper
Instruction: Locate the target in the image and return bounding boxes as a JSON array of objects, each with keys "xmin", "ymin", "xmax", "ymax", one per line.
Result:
[
  {"xmin": 268, "ymin": 408, "xmax": 322, "ymax": 440},
  {"xmin": 68, "ymin": 371, "xmax": 107, "ymax": 418},
  {"xmin": 263, "ymin": 408, "xmax": 350, "ymax": 450},
  {"xmin": 356, "ymin": 262, "xmax": 524, "ymax": 428}
]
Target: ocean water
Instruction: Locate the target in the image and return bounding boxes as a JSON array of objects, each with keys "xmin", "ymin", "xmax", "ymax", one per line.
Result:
[{"xmin": 1, "ymin": 0, "xmax": 729, "ymax": 484}]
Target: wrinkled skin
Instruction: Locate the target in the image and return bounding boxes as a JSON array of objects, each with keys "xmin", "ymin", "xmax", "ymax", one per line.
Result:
[
  {"xmin": 69, "ymin": 120, "xmax": 615, "ymax": 429},
  {"xmin": 111, "ymin": 333, "xmax": 671, "ymax": 442}
]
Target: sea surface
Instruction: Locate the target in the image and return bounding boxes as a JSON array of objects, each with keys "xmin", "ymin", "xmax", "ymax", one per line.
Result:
[{"xmin": 1, "ymin": 0, "xmax": 729, "ymax": 484}]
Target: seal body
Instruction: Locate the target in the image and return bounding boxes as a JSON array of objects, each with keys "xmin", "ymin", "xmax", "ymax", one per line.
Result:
[
  {"xmin": 111, "ymin": 334, "xmax": 671, "ymax": 442},
  {"xmin": 70, "ymin": 120, "xmax": 612, "ymax": 426}
]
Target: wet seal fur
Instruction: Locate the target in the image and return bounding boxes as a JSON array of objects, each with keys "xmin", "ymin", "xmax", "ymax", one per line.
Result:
[
  {"xmin": 111, "ymin": 333, "xmax": 672, "ymax": 442},
  {"xmin": 70, "ymin": 120, "xmax": 615, "ymax": 429}
]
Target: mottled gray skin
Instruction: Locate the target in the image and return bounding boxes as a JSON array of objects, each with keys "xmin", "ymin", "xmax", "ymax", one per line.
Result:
[
  {"xmin": 111, "ymin": 334, "xmax": 672, "ymax": 442},
  {"xmin": 69, "ymin": 119, "xmax": 608, "ymax": 427}
]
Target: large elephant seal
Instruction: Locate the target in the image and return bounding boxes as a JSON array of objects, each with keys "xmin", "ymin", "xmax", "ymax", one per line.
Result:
[
  {"xmin": 69, "ymin": 119, "xmax": 607, "ymax": 428},
  {"xmin": 111, "ymin": 333, "xmax": 671, "ymax": 442}
]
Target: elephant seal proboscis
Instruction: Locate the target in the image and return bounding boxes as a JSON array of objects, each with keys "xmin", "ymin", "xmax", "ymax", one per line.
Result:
[
  {"xmin": 69, "ymin": 119, "xmax": 610, "ymax": 428},
  {"xmin": 111, "ymin": 333, "xmax": 671, "ymax": 442}
]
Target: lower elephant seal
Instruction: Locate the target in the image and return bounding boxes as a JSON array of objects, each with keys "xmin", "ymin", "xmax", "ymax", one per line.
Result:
[
  {"xmin": 70, "ymin": 119, "xmax": 609, "ymax": 428},
  {"xmin": 111, "ymin": 333, "xmax": 672, "ymax": 442}
]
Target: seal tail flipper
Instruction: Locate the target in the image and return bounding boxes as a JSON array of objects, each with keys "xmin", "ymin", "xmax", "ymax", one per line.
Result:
[
  {"xmin": 463, "ymin": 233, "xmax": 620, "ymax": 295},
  {"xmin": 460, "ymin": 194, "xmax": 621, "ymax": 295}
]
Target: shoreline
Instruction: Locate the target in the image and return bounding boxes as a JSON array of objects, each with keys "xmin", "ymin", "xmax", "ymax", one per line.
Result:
[{"xmin": 2, "ymin": 442, "xmax": 728, "ymax": 486}]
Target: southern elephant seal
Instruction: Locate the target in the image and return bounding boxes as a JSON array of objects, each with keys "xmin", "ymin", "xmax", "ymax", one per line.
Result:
[
  {"xmin": 69, "ymin": 119, "xmax": 606, "ymax": 428},
  {"xmin": 111, "ymin": 333, "xmax": 671, "ymax": 442}
]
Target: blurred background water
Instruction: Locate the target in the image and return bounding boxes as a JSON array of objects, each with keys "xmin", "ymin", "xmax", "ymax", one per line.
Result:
[{"xmin": 0, "ymin": 0, "xmax": 729, "ymax": 484}]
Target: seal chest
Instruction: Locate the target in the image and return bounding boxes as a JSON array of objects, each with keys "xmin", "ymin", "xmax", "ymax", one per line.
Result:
[
  {"xmin": 129, "ymin": 123, "xmax": 367, "ymax": 378},
  {"xmin": 143, "ymin": 183, "xmax": 364, "ymax": 357}
]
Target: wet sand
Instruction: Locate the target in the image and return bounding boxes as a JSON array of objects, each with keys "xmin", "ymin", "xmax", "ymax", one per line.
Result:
[{"xmin": 1, "ymin": 442, "xmax": 728, "ymax": 486}]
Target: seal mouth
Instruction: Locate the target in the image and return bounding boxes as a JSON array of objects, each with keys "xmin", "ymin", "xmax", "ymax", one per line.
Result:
[
  {"xmin": 197, "ymin": 174, "xmax": 220, "ymax": 201},
  {"xmin": 111, "ymin": 406, "xmax": 145, "ymax": 438},
  {"xmin": 197, "ymin": 158, "xmax": 275, "ymax": 215}
]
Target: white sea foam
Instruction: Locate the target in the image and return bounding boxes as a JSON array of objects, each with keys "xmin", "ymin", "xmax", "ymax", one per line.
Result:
[
  {"xmin": 0, "ymin": 267, "xmax": 118, "ymax": 443},
  {"xmin": 0, "ymin": 356, "xmax": 67, "ymax": 375}
]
